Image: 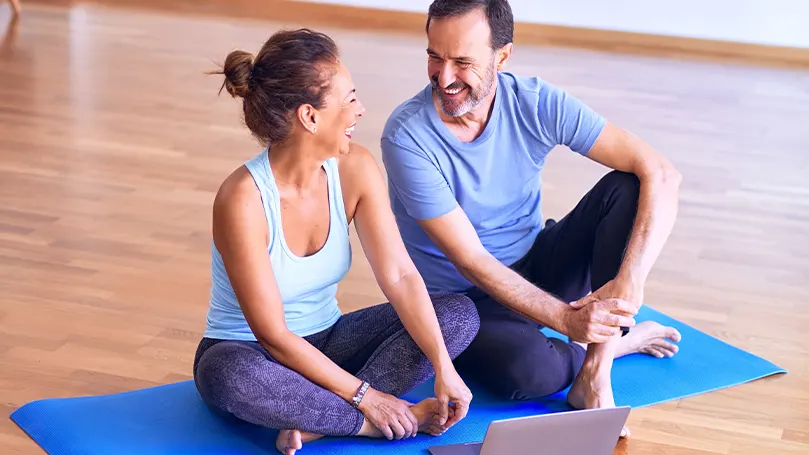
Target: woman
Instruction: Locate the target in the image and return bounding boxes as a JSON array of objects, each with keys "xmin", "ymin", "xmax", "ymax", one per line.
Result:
[{"xmin": 193, "ymin": 28, "xmax": 481, "ymax": 455}]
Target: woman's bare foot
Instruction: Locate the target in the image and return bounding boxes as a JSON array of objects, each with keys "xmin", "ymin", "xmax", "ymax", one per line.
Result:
[
  {"xmin": 277, "ymin": 397, "xmax": 455, "ymax": 451},
  {"xmin": 276, "ymin": 429, "xmax": 322, "ymax": 454},
  {"xmin": 356, "ymin": 397, "xmax": 450, "ymax": 439},
  {"xmin": 567, "ymin": 368, "xmax": 630, "ymax": 438},
  {"xmin": 412, "ymin": 398, "xmax": 455, "ymax": 436},
  {"xmin": 616, "ymin": 321, "xmax": 681, "ymax": 359}
]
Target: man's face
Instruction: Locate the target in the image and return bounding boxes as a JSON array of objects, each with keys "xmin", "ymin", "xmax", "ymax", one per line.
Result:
[{"xmin": 426, "ymin": 9, "xmax": 498, "ymax": 117}]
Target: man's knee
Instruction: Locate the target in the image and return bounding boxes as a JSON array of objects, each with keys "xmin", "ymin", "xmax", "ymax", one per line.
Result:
[
  {"xmin": 496, "ymin": 339, "xmax": 585, "ymax": 401},
  {"xmin": 431, "ymin": 292, "xmax": 481, "ymax": 356},
  {"xmin": 600, "ymin": 170, "xmax": 640, "ymax": 200}
]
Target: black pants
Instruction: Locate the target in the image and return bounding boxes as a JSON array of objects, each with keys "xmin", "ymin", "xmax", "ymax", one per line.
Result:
[{"xmin": 454, "ymin": 170, "xmax": 640, "ymax": 401}]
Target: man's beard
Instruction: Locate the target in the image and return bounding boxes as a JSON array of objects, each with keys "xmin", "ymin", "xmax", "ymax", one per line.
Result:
[{"xmin": 432, "ymin": 60, "xmax": 496, "ymax": 117}]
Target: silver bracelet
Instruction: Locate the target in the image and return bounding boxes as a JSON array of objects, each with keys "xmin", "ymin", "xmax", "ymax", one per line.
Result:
[{"xmin": 352, "ymin": 381, "xmax": 370, "ymax": 408}]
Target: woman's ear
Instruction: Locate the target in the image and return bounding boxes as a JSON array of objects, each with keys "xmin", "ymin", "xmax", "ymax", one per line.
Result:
[{"xmin": 297, "ymin": 104, "xmax": 319, "ymax": 134}]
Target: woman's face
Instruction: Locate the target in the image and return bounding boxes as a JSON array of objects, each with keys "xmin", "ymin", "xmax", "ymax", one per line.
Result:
[{"xmin": 314, "ymin": 60, "xmax": 365, "ymax": 156}]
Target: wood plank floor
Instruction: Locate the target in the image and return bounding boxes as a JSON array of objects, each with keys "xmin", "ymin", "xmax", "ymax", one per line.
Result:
[{"xmin": 1, "ymin": 1, "xmax": 808, "ymax": 454}]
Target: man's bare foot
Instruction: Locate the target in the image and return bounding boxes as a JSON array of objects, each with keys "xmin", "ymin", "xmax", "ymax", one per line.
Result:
[
  {"xmin": 616, "ymin": 321, "xmax": 681, "ymax": 359},
  {"xmin": 567, "ymin": 369, "xmax": 630, "ymax": 438},
  {"xmin": 276, "ymin": 429, "xmax": 322, "ymax": 454}
]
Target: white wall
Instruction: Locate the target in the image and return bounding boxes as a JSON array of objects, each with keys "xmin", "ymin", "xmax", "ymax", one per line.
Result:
[{"xmin": 299, "ymin": 0, "xmax": 809, "ymax": 49}]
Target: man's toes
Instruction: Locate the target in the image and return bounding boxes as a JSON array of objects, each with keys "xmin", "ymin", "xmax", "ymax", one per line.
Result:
[
  {"xmin": 644, "ymin": 347, "xmax": 665, "ymax": 358},
  {"xmin": 665, "ymin": 327, "xmax": 682, "ymax": 342},
  {"xmin": 651, "ymin": 343, "xmax": 677, "ymax": 358},
  {"xmin": 659, "ymin": 347, "xmax": 675, "ymax": 358},
  {"xmin": 654, "ymin": 339, "xmax": 679, "ymax": 355}
]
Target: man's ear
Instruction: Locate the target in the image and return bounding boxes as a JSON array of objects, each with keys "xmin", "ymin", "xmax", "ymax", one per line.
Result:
[{"xmin": 496, "ymin": 43, "xmax": 513, "ymax": 71}]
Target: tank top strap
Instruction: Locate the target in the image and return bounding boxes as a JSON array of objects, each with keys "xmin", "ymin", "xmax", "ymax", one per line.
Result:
[
  {"xmin": 243, "ymin": 148, "xmax": 278, "ymax": 242},
  {"xmin": 323, "ymin": 157, "xmax": 349, "ymax": 232}
]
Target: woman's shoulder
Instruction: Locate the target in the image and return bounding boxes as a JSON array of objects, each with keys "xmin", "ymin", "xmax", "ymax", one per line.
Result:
[
  {"xmin": 335, "ymin": 142, "xmax": 385, "ymax": 220},
  {"xmin": 212, "ymin": 165, "xmax": 270, "ymax": 243},
  {"xmin": 336, "ymin": 142, "xmax": 380, "ymax": 182},
  {"xmin": 215, "ymin": 165, "xmax": 261, "ymax": 210}
]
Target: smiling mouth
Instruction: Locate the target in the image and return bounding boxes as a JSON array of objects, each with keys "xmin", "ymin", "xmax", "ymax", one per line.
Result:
[
  {"xmin": 441, "ymin": 85, "xmax": 466, "ymax": 98},
  {"xmin": 344, "ymin": 123, "xmax": 356, "ymax": 139}
]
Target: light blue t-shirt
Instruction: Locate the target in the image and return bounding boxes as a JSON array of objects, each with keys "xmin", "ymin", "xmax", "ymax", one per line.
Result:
[
  {"xmin": 381, "ymin": 72, "xmax": 606, "ymax": 294},
  {"xmin": 204, "ymin": 150, "xmax": 351, "ymax": 340}
]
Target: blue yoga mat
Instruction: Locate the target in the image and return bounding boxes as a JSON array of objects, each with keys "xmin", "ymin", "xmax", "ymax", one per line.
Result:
[{"xmin": 11, "ymin": 306, "xmax": 785, "ymax": 455}]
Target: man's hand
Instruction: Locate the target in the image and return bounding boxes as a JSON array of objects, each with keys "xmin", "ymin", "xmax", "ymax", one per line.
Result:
[
  {"xmin": 573, "ymin": 278, "xmax": 644, "ymax": 312},
  {"xmin": 565, "ymin": 298, "xmax": 637, "ymax": 344},
  {"xmin": 433, "ymin": 366, "xmax": 473, "ymax": 432}
]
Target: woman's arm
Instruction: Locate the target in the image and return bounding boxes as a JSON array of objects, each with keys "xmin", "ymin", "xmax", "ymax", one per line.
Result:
[
  {"xmin": 342, "ymin": 144, "xmax": 472, "ymax": 427},
  {"xmin": 211, "ymin": 168, "xmax": 416, "ymax": 439}
]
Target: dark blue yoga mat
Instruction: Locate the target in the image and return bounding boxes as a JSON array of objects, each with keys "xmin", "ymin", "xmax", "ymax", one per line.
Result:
[{"xmin": 10, "ymin": 306, "xmax": 785, "ymax": 455}]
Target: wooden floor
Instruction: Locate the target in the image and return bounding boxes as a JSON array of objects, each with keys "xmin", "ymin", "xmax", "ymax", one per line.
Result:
[{"xmin": 1, "ymin": 1, "xmax": 808, "ymax": 454}]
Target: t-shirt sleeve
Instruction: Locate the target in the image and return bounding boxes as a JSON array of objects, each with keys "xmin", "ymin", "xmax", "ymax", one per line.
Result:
[
  {"xmin": 537, "ymin": 81, "xmax": 606, "ymax": 155},
  {"xmin": 381, "ymin": 137, "xmax": 458, "ymax": 221}
]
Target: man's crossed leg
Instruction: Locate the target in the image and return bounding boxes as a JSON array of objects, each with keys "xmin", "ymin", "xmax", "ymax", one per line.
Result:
[{"xmin": 454, "ymin": 171, "xmax": 681, "ymax": 437}]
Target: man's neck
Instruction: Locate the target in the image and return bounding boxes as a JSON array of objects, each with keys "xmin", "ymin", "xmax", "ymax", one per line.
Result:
[{"xmin": 435, "ymin": 81, "xmax": 498, "ymax": 143}]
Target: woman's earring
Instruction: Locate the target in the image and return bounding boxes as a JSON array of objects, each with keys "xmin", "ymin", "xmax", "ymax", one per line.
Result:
[{"xmin": 313, "ymin": 126, "xmax": 317, "ymax": 133}]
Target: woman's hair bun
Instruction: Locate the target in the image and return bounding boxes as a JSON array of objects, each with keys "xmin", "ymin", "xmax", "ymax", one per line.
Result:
[{"xmin": 220, "ymin": 50, "xmax": 254, "ymax": 98}]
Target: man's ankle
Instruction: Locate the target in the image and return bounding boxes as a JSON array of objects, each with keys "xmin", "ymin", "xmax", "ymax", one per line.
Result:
[{"xmin": 581, "ymin": 346, "xmax": 616, "ymax": 377}]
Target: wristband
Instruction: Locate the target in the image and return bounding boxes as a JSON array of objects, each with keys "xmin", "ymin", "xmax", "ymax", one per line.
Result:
[{"xmin": 352, "ymin": 381, "xmax": 370, "ymax": 408}]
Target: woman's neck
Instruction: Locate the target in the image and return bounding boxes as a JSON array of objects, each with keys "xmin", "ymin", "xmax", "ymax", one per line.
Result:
[{"xmin": 267, "ymin": 137, "xmax": 326, "ymax": 190}]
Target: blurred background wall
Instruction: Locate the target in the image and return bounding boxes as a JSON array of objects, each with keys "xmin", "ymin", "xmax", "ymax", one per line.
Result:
[{"xmin": 298, "ymin": 0, "xmax": 809, "ymax": 49}]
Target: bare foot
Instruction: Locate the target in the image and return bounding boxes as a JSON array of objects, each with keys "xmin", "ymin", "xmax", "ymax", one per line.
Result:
[
  {"xmin": 567, "ymin": 369, "xmax": 630, "ymax": 438},
  {"xmin": 411, "ymin": 398, "xmax": 455, "ymax": 436},
  {"xmin": 275, "ymin": 398, "xmax": 454, "ymax": 452},
  {"xmin": 276, "ymin": 429, "xmax": 322, "ymax": 454},
  {"xmin": 356, "ymin": 398, "xmax": 451, "ymax": 439},
  {"xmin": 616, "ymin": 321, "xmax": 682, "ymax": 359}
]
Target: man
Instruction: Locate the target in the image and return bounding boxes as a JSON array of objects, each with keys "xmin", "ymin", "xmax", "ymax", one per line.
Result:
[{"xmin": 381, "ymin": 0, "xmax": 683, "ymax": 437}]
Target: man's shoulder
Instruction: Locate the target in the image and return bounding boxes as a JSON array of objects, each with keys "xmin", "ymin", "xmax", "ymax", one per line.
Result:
[
  {"xmin": 499, "ymin": 71, "xmax": 558, "ymax": 105},
  {"xmin": 381, "ymin": 85, "xmax": 433, "ymax": 149}
]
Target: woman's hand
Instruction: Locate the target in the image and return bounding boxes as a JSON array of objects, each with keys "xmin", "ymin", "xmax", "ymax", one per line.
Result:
[
  {"xmin": 357, "ymin": 387, "xmax": 419, "ymax": 440},
  {"xmin": 433, "ymin": 366, "xmax": 472, "ymax": 432}
]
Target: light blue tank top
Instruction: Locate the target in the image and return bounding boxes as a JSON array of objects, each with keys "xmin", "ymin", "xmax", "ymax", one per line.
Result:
[{"xmin": 204, "ymin": 149, "xmax": 352, "ymax": 340}]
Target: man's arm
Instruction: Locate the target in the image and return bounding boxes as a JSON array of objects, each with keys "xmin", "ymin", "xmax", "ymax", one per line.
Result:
[
  {"xmin": 381, "ymin": 135, "xmax": 634, "ymax": 344},
  {"xmin": 379, "ymin": 137, "xmax": 572, "ymax": 332},
  {"xmin": 535, "ymin": 81, "xmax": 680, "ymax": 310},
  {"xmin": 417, "ymin": 208, "xmax": 568, "ymax": 330},
  {"xmin": 582, "ymin": 121, "xmax": 682, "ymax": 306},
  {"xmin": 417, "ymin": 207, "xmax": 635, "ymax": 343}
]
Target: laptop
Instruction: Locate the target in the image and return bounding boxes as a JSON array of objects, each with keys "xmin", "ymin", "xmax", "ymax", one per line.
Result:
[{"xmin": 428, "ymin": 406, "xmax": 630, "ymax": 455}]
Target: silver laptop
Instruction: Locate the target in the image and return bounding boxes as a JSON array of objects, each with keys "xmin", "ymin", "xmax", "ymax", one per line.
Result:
[{"xmin": 428, "ymin": 406, "xmax": 630, "ymax": 455}]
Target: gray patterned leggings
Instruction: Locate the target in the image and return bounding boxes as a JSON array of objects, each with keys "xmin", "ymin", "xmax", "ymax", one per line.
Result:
[{"xmin": 193, "ymin": 293, "xmax": 480, "ymax": 437}]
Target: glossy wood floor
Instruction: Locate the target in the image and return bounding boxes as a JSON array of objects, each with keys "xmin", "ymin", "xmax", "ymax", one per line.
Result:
[{"xmin": 1, "ymin": 2, "xmax": 808, "ymax": 454}]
